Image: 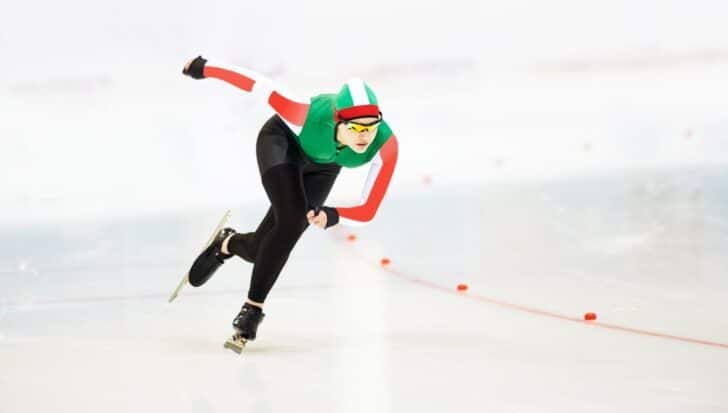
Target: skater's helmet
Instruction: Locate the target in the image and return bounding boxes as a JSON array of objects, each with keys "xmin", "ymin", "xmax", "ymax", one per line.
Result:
[{"xmin": 334, "ymin": 78, "xmax": 382, "ymax": 122}]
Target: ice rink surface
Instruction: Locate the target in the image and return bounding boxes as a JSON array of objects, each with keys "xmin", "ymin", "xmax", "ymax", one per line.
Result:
[{"xmin": 1, "ymin": 166, "xmax": 727, "ymax": 412}]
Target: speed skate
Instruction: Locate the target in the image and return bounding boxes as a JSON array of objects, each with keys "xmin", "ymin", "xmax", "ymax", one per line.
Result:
[{"xmin": 224, "ymin": 303, "xmax": 266, "ymax": 354}]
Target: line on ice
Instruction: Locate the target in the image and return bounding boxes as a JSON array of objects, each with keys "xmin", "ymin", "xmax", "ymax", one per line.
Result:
[
  {"xmin": 330, "ymin": 231, "xmax": 728, "ymax": 350},
  {"xmin": 0, "ymin": 284, "xmax": 334, "ymax": 308}
]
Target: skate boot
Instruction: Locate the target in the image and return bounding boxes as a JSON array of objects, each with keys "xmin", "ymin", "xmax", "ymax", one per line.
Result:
[
  {"xmin": 188, "ymin": 227, "xmax": 236, "ymax": 287},
  {"xmin": 224, "ymin": 303, "xmax": 266, "ymax": 354}
]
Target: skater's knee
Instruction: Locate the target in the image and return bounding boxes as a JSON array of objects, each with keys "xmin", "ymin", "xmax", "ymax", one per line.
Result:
[
  {"xmin": 276, "ymin": 204, "xmax": 308, "ymax": 229},
  {"xmin": 266, "ymin": 219, "xmax": 307, "ymax": 253},
  {"xmin": 271, "ymin": 223, "xmax": 306, "ymax": 248}
]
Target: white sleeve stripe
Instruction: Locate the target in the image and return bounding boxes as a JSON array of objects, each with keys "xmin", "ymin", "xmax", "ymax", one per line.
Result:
[
  {"xmin": 358, "ymin": 151, "xmax": 383, "ymax": 204},
  {"xmin": 338, "ymin": 216, "xmax": 371, "ymax": 227},
  {"xmin": 209, "ymin": 60, "xmax": 308, "ymax": 105}
]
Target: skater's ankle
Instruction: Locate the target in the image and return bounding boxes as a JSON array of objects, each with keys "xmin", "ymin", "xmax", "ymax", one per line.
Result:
[
  {"xmin": 245, "ymin": 299, "xmax": 264, "ymax": 310},
  {"xmin": 221, "ymin": 233, "xmax": 235, "ymax": 255}
]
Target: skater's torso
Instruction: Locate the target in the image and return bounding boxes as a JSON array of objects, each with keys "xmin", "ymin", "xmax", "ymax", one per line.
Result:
[{"xmin": 294, "ymin": 94, "xmax": 392, "ymax": 168}]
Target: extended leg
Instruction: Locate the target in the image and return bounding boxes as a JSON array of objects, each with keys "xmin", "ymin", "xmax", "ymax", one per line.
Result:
[{"xmin": 246, "ymin": 163, "xmax": 310, "ymax": 304}]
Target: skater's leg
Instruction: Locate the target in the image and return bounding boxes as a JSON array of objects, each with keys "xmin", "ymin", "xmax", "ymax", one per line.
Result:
[
  {"xmin": 226, "ymin": 207, "xmax": 274, "ymax": 262},
  {"xmin": 229, "ymin": 165, "xmax": 339, "ymax": 260},
  {"xmin": 242, "ymin": 164, "xmax": 341, "ymax": 304},
  {"xmin": 240, "ymin": 161, "xmax": 341, "ymax": 258},
  {"xmin": 246, "ymin": 163, "xmax": 310, "ymax": 304},
  {"xmin": 226, "ymin": 166, "xmax": 337, "ymax": 261}
]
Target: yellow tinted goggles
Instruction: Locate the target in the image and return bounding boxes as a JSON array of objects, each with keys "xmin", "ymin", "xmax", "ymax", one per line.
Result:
[{"xmin": 345, "ymin": 120, "xmax": 381, "ymax": 133}]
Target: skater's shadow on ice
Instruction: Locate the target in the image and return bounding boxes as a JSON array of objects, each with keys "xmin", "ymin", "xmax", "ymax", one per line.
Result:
[
  {"xmin": 238, "ymin": 344, "xmax": 303, "ymax": 354},
  {"xmin": 242, "ymin": 336, "xmax": 346, "ymax": 354},
  {"xmin": 162, "ymin": 336, "xmax": 328, "ymax": 355},
  {"xmin": 229, "ymin": 335, "xmax": 354, "ymax": 354},
  {"xmin": 168, "ymin": 334, "xmax": 372, "ymax": 355}
]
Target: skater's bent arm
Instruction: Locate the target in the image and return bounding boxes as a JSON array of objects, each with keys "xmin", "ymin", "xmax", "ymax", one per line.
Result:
[
  {"xmin": 335, "ymin": 135, "xmax": 399, "ymax": 226},
  {"xmin": 183, "ymin": 56, "xmax": 310, "ymax": 128}
]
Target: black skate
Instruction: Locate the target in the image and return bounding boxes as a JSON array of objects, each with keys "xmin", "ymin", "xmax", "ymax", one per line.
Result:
[
  {"xmin": 188, "ymin": 227, "xmax": 236, "ymax": 287},
  {"xmin": 224, "ymin": 303, "xmax": 266, "ymax": 354}
]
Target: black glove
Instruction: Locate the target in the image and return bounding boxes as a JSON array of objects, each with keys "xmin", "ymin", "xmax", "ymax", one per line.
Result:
[
  {"xmin": 319, "ymin": 206, "xmax": 339, "ymax": 229},
  {"xmin": 182, "ymin": 55, "xmax": 207, "ymax": 79}
]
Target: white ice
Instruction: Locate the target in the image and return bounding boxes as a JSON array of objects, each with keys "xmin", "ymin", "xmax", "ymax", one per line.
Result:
[{"xmin": 2, "ymin": 1, "xmax": 728, "ymax": 412}]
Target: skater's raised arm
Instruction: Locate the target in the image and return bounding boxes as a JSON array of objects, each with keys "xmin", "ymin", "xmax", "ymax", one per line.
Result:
[
  {"xmin": 182, "ymin": 55, "xmax": 310, "ymax": 131},
  {"xmin": 326, "ymin": 134, "xmax": 399, "ymax": 227}
]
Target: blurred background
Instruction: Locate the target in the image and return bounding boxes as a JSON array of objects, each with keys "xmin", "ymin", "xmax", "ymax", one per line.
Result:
[
  {"xmin": 1, "ymin": 1, "xmax": 727, "ymax": 412},
  {"xmin": 2, "ymin": 0, "xmax": 727, "ymax": 223}
]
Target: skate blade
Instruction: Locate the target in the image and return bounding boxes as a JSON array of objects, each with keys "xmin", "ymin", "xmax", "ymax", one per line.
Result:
[{"xmin": 224, "ymin": 335, "xmax": 247, "ymax": 354}]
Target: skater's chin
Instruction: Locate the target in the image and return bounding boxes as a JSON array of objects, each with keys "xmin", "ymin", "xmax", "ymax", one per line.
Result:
[{"xmin": 351, "ymin": 143, "xmax": 369, "ymax": 153}]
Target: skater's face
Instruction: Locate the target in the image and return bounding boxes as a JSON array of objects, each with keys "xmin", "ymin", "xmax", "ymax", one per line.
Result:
[{"xmin": 336, "ymin": 116, "xmax": 380, "ymax": 154}]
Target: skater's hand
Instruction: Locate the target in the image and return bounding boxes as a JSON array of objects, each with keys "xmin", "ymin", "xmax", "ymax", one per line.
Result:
[
  {"xmin": 307, "ymin": 209, "xmax": 327, "ymax": 229},
  {"xmin": 182, "ymin": 55, "xmax": 207, "ymax": 79}
]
